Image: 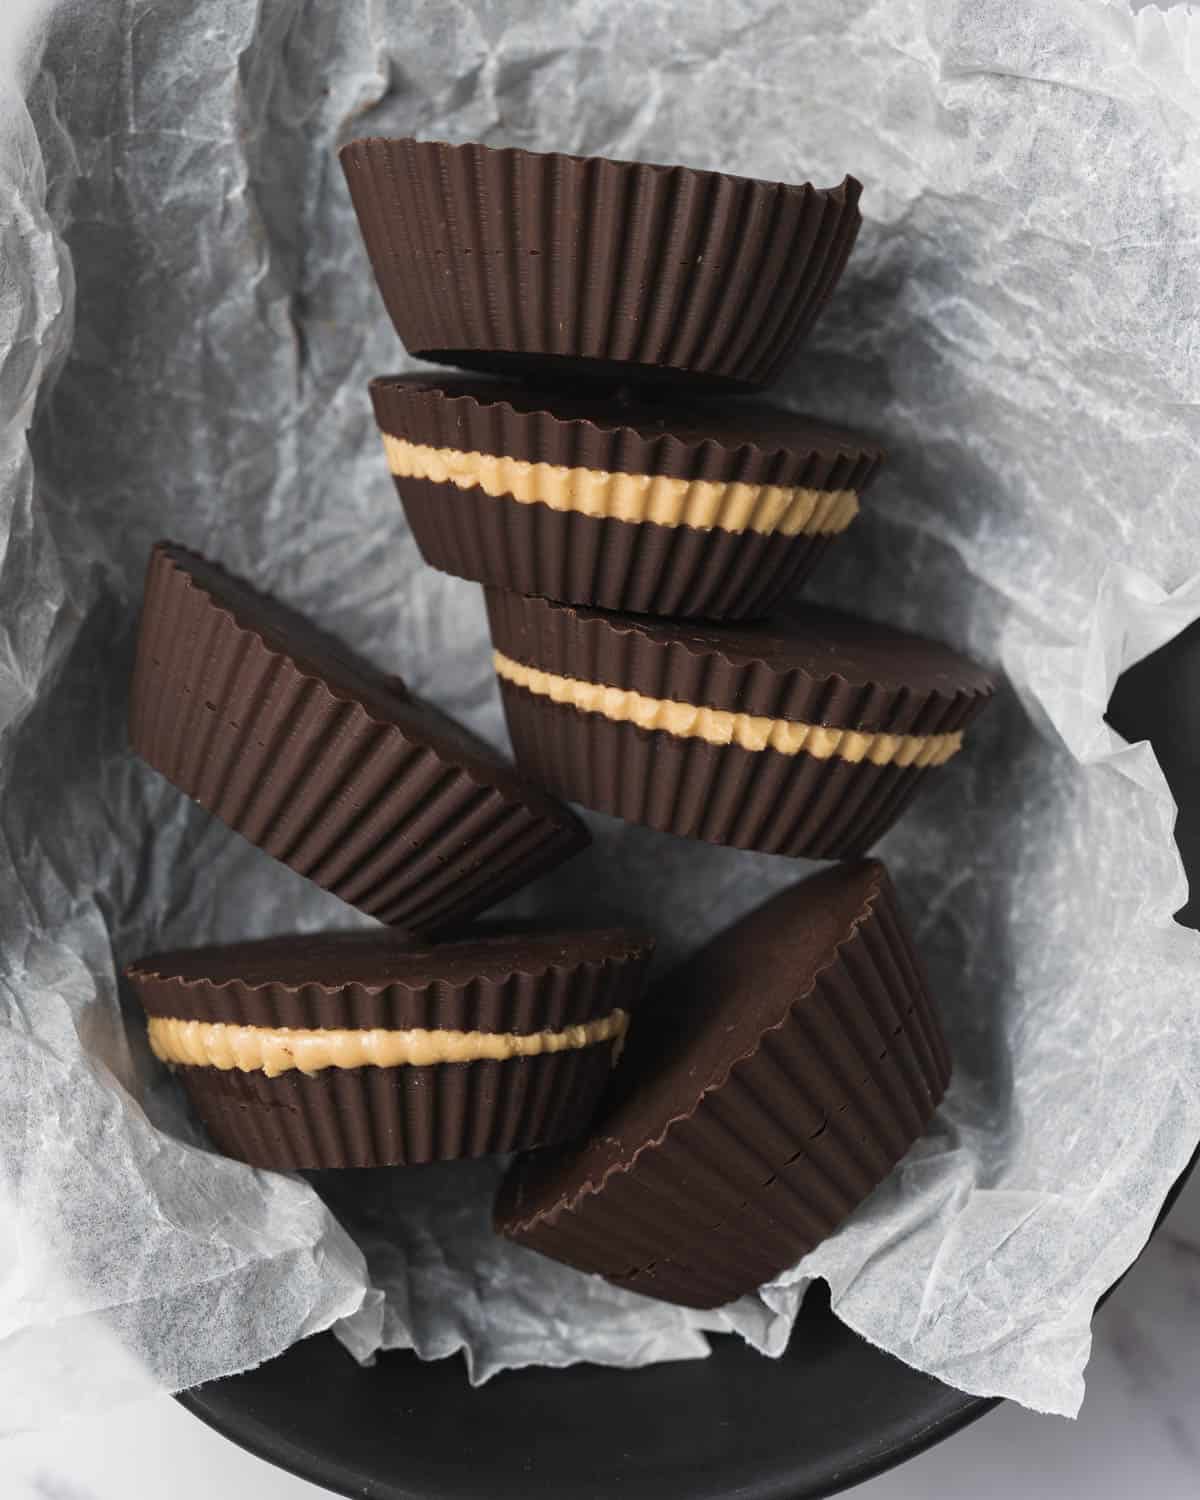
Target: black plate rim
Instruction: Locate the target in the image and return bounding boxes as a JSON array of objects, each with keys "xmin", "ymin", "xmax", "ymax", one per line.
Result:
[
  {"xmin": 178, "ymin": 1369, "xmax": 985, "ymax": 1500},
  {"xmin": 178, "ymin": 1358, "xmax": 997, "ymax": 1500},
  {"xmin": 176, "ymin": 1143, "xmax": 1198, "ymax": 1500}
]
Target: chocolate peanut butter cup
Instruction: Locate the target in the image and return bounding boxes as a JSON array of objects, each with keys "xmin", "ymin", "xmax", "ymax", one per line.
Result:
[
  {"xmin": 130, "ymin": 543, "xmax": 588, "ymax": 935},
  {"xmin": 340, "ymin": 138, "xmax": 862, "ymax": 390},
  {"xmin": 495, "ymin": 861, "xmax": 949, "ymax": 1307},
  {"xmin": 128, "ymin": 926, "xmax": 653, "ymax": 1170},
  {"xmin": 370, "ymin": 377, "xmax": 881, "ymax": 620},
  {"xmin": 486, "ymin": 590, "xmax": 995, "ymax": 859}
]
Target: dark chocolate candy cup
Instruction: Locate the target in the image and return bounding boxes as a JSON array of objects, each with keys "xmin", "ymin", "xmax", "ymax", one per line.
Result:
[
  {"xmin": 340, "ymin": 139, "xmax": 862, "ymax": 390},
  {"xmin": 496, "ymin": 863, "xmax": 950, "ymax": 1307},
  {"xmin": 130, "ymin": 544, "xmax": 588, "ymax": 934},
  {"xmin": 370, "ymin": 377, "xmax": 881, "ymax": 620},
  {"xmin": 485, "ymin": 589, "xmax": 994, "ymax": 859},
  {"xmin": 127, "ymin": 927, "xmax": 653, "ymax": 1171}
]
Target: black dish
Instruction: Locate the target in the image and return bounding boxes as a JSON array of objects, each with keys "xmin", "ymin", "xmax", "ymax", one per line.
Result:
[
  {"xmin": 178, "ymin": 619, "xmax": 1200, "ymax": 1499},
  {"xmin": 182, "ymin": 1283, "xmax": 987, "ymax": 1500}
]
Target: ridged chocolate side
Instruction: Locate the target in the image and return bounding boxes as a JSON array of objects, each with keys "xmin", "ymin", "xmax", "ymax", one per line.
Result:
[
  {"xmin": 496, "ymin": 684, "xmax": 948, "ymax": 858},
  {"xmin": 485, "ymin": 589, "xmax": 994, "ymax": 736},
  {"xmin": 496, "ymin": 871, "xmax": 951, "ymax": 1307},
  {"xmin": 396, "ymin": 476, "xmax": 836, "ymax": 620},
  {"xmin": 369, "ymin": 378, "xmax": 883, "ymax": 489},
  {"xmin": 130, "ymin": 545, "xmax": 588, "ymax": 934},
  {"xmin": 127, "ymin": 936, "xmax": 652, "ymax": 1031},
  {"xmin": 341, "ymin": 139, "xmax": 863, "ymax": 389},
  {"xmin": 179, "ymin": 1046, "xmax": 618, "ymax": 1170}
]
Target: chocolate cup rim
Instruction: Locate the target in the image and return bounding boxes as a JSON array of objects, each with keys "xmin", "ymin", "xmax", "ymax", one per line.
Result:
[
  {"xmin": 392, "ymin": 474, "xmax": 842, "ymax": 621},
  {"xmin": 500, "ymin": 860, "xmax": 895, "ymax": 1233},
  {"xmin": 150, "ymin": 543, "xmax": 584, "ymax": 834},
  {"xmin": 177, "ymin": 1045, "xmax": 622, "ymax": 1168},
  {"xmin": 125, "ymin": 931, "xmax": 657, "ymax": 1002},
  {"xmin": 338, "ymin": 136, "xmax": 863, "ymax": 205},
  {"xmin": 368, "ymin": 375, "xmax": 886, "ymax": 477},
  {"xmin": 493, "ymin": 685, "xmax": 946, "ymax": 857},
  {"xmin": 150, "ymin": 541, "xmax": 417, "ymax": 733},
  {"xmin": 486, "ymin": 589, "xmax": 998, "ymax": 722}
]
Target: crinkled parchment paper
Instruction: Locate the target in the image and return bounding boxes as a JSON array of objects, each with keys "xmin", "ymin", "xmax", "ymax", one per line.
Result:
[{"xmin": 1, "ymin": 0, "xmax": 1198, "ymax": 1430}]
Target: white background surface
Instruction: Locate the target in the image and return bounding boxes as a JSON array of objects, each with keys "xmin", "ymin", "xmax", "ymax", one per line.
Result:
[{"xmin": 7, "ymin": 1168, "xmax": 1198, "ymax": 1500}]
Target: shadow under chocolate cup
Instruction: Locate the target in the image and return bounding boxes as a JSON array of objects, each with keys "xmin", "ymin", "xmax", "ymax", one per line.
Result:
[
  {"xmin": 485, "ymin": 590, "xmax": 995, "ymax": 860},
  {"xmin": 370, "ymin": 376, "xmax": 882, "ymax": 621},
  {"xmin": 495, "ymin": 861, "xmax": 949, "ymax": 1308},
  {"xmin": 129, "ymin": 543, "xmax": 589, "ymax": 936},
  {"xmin": 340, "ymin": 137, "xmax": 863, "ymax": 391},
  {"xmin": 127, "ymin": 926, "xmax": 654, "ymax": 1170}
]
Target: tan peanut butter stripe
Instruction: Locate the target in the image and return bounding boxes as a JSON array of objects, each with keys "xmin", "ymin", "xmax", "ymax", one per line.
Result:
[
  {"xmin": 382, "ymin": 434, "xmax": 859, "ymax": 537},
  {"xmin": 493, "ymin": 651, "xmax": 963, "ymax": 768},
  {"xmin": 148, "ymin": 1009, "xmax": 629, "ymax": 1077}
]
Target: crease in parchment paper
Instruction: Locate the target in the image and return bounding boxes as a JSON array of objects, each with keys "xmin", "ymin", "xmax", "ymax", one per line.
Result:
[{"xmin": 0, "ymin": 0, "xmax": 1197, "ymax": 1428}]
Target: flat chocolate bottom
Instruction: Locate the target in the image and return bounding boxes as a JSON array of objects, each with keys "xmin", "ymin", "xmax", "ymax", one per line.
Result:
[
  {"xmin": 496, "ymin": 684, "xmax": 938, "ymax": 858},
  {"xmin": 180, "ymin": 1046, "xmax": 617, "ymax": 1170},
  {"xmin": 342, "ymin": 140, "xmax": 861, "ymax": 390},
  {"xmin": 413, "ymin": 350, "xmax": 752, "ymax": 393},
  {"xmin": 396, "ymin": 476, "xmax": 835, "ymax": 620}
]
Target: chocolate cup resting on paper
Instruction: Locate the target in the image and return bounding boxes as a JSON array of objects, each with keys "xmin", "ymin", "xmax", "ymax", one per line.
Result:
[
  {"xmin": 495, "ymin": 861, "xmax": 949, "ymax": 1308},
  {"xmin": 339, "ymin": 138, "xmax": 863, "ymax": 391},
  {"xmin": 127, "ymin": 926, "xmax": 654, "ymax": 1170},
  {"xmin": 485, "ymin": 590, "xmax": 995, "ymax": 860},
  {"xmin": 370, "ymin": 377, "xmax": 882, "ymax": 620},
  {"xmin": 129, "ymin": 543, "xmax": 588, "ymax": 935}
]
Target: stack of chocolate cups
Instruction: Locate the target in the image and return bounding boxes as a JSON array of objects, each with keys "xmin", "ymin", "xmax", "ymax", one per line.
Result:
[
  {"xmin": 337, "ymin": 139, "xmax": 995, "ymax": 1306},
  {"xmin": 343, "ymin": 138, "xmax": 993, "ymax": 861},
  {"xmin": 122, "ymin": 140, "xmax": 996, "ymax": 1316}
]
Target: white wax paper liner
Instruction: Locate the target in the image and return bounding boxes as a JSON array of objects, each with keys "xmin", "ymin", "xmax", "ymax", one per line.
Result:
[{"xmin": 1, "ymin": 0, "xmax": 1199, "ymax": 1431}]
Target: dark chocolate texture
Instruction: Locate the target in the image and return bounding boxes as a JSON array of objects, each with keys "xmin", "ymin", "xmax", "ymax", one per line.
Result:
[
  {"xmin": 486, "ymin": 589, "xmax": 996, "ymax": 736},
  {"xmin": 495, "ymin": 862, "xmax": 952, "ymax": 1307},
  {"xmin": 494, "ymin": 681, "xmax": 940, "ymax": 858},
  {"xmin": 127, "ymin": 925, "xmax": 654, "ymax": 1030},
  {"xmin": 157, "ymin": 544, "xmax": 411, "ymax": 721},
  {"xmin": 180, "ymin": 1046, "xmax": 620, "ymax": 1171},
  {"xmin": 130, "ymin": 544, "xmax": 588, "ymax": 933},
  {"xmin": 394, "ymin": 475, "xmax": 837, "ymax": 621},
  {"xmin": 341, "ymin": 138, "xmax": 862, "ymax": 389},
  {"xmin": 369, "ymin": 377, "xmax": 883, "ymax": 489}
]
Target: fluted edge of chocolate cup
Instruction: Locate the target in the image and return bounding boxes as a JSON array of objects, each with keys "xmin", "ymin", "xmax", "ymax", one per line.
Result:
[
  {"xmin": 394, "ymin": 476, "xmax": 838, "ymax": 620},
  {"xmin": 368, "ymin": 377, "xmax": 883, "ymax": 489},
  {"xmin": 496, "ymin": 867, "xmax": 951, "ymax": 1306},
  {"xmin": 129, "ymin": 544, "xmax": 588, "ymax": 934},
  {"xmin": 341, "ymin": 138, "xmax": 863, "ymax": 389},
  {"xmin": 372, "ymin": 378, "xmax": 879, "ymax": 618},
  {"xmin": 484, "ymin": 588, "xmax": 995, "ymax": 737},
  {"xmin": 494, "ymin": 682, "xmax": 951, "ymax": 857},
  {"xmin": 126, "ymin": 930, "xmax": 655, "ymax": 1031},
  {"xmin": 177, "ymin": 1047, "xmax": 621, "ymax": 1170}
]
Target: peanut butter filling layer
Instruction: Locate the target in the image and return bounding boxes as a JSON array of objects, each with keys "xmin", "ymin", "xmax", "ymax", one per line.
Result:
[
  {"xmin": 382, "ymin": 434, "xmax": 859, "ymax": 537},
  {"xmin": 493, "ymin": 652, "xmax": 963, "ymax": 768},
  {"xmin": 149, "ymin": 1008, "xmax": 629, "ymax": 1077}
]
